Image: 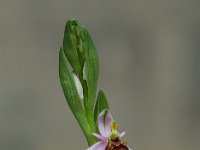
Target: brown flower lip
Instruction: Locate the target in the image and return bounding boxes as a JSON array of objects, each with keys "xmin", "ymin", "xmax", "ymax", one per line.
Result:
[{"xmin": 106, "ymin": 138, "xmax": 129, "ymax": 150}]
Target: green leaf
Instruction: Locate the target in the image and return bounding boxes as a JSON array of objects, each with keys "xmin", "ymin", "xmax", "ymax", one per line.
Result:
[
  {"xmin": 94, "ymin": 90, "xmax": 109, "ymax": 123},
  {"xmin": 59, "ymin": 48, "xmax": 96, "ymax": 145},
  {"xmin": 81, "ymin": 28, "xmax": 99, "ymax": 132}
]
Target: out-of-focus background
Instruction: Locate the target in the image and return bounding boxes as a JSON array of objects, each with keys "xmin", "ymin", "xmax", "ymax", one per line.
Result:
[{"xmin": 0, "ymin": 0, "xmax": 200, "ymax": 150}]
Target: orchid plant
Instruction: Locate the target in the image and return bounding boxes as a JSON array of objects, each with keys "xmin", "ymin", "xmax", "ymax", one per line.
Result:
[{"xmin": 59, "ymin": 19, "xmax": 132, "ymax": 150}]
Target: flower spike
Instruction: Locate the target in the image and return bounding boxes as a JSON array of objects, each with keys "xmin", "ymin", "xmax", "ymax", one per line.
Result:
[{"xmin": 59, "ymin": 19, "xmax": 132, "ymax": 149}]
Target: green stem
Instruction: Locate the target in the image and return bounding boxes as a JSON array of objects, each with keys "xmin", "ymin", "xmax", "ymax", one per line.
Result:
[{"xmin": 80, "ymin": 77, "xmax": 97, "ymax": 146}]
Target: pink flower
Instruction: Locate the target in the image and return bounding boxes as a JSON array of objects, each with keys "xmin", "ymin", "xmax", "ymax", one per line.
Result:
[{"xmin": 87, "ymin": 110, "xmax": 131, "ymax": 150}]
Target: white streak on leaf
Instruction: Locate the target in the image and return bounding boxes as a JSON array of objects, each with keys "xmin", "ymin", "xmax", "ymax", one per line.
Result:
[{"xmin": 73, "ymin": 74, "xmax": 83, "ymax": 99}]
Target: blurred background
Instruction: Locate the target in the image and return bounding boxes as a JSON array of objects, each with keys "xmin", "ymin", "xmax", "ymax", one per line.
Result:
[{"xmin": 0, "ymin": 0, "xmax": 200, "ymax": 150}]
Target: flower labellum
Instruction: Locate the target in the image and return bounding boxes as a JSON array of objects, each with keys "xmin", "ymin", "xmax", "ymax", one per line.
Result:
[{"xmin": 87, "ymin": 110, "xmax": 131, "ymax": 150}]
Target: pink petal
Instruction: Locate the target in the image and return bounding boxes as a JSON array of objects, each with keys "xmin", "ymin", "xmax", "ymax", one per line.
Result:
[
  {"xmin": 86, "ymin": 141, "xmax": 106, "ymax": 150},
  {"xmin": 92, "ymin": 133, "xmax": 106, "ymax": 141},
  {"xmin": 120, "ymin": 131, "xmax": 126, "ymax": 138},
  {"xmin": 98, "ymin": 110, "xmax": 113, "ymax": 137},
  {"xmin": 104, "ymin": 111, "xmax": 113, "ymax": 136}
]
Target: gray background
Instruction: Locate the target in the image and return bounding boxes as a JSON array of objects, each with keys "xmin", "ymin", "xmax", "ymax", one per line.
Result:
[{"xmin": 0, "ymin": 0, "xmax": 200, "ymax": 150}]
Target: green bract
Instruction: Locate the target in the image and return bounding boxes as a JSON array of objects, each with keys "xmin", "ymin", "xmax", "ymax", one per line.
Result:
[
  {"xmin": 59, "ymin": 19, "xmax": 110, "ymax": 146},
  {"xmin": 94, "ymin": 90, "xmax": 109, "ymax": 124}
]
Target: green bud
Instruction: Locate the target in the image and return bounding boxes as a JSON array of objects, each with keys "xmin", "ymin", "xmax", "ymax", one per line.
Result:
[{"xmin": 63, "ymin": 19, "xmax": 84, "ymax": 76}]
